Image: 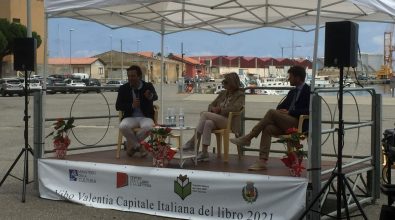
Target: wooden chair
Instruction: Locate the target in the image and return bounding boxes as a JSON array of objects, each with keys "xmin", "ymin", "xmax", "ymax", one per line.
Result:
[
  {"xmin": 116, "ymin": 105, "xmax": 159, "ymax": 158},
  {"xmin": 276, "ymin": 114, "xmax": 309, "ymax": 151},
  {"xmin": 198, "ymin": 107, "xmax": 244, "ymax": 163}
]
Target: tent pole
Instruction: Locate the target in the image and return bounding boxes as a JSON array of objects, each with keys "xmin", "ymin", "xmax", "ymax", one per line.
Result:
[
  {"xmin": 305, "ymin": 0, "xmax": 322, "ymax": 219},
  {"xmin": 160, "ymin": 20, "xmax": 165, "ymax": 123},
  {"xmin": 26, "ymin": 0, "xmax": 32, "ymax": 37}
]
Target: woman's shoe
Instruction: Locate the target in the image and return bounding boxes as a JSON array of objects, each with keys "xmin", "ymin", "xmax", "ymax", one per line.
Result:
[
  {"xmin": 197, "ymin": 152, "xmax": 210, "ymax": 162},
  {"xmin": 182, "ymin": 140, "xmax": 195, "ymax": 151}
]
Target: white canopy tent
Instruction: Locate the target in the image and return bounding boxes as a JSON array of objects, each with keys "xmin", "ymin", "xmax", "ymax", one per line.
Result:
[
  {"xmin": 44, "ymin": 0, "xmax": 395, "ymax": 120},
  {"xmin": 42, "ymin": 1, "xmax": 395, "ymax": 216},
  {"xmin": 45, "ymin": 0, "xmax": 395, "ymax": 34}
]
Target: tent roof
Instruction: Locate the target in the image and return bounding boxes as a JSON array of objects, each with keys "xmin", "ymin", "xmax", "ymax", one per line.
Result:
[{"xmin": 45, "ymin": 0, "xmax": 395, "ymax": 35}]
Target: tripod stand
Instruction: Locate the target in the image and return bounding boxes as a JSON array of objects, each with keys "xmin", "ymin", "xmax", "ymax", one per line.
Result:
[
  {"xmin": 299, "ymin": 67, "xmax": 367, "ymax": 219},
  {"xmin": 0, "ymin": 69, "xmax": 34, "ymax": 202}
]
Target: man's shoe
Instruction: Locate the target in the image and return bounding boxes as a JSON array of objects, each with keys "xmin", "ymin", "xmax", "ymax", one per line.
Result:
[
  {"xmin": 248, "ymin": 161, "xmax": 267, "ymax": 171},
  {"xmin": 182, "ymin": 140, "xmax": 195, "ymax": 151},
  {"xmin": 126, "ymin": 147, "xmax": 139, "ymax": 157},
  {"xmin": 196, "ymin": 152, "xmax": 210, "ymax": 162},
  {"xmin": 139, "ymin": 146, "xmax": 148, "ymax": 158},
  {"xmin": 230, "ymin": 136, "xmax": 251, "ymax": 146}
]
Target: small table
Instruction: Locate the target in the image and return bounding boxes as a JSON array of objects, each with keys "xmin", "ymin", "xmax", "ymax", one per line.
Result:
[{"xmin": 169, "ymin": 126, "xmax": 198, "ymax": 168}]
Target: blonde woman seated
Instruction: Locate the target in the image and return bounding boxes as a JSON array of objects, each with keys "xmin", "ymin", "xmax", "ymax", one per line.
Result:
[{"xmin": 183, "ymin": 72, "xmax": 245, "ymax": 161}]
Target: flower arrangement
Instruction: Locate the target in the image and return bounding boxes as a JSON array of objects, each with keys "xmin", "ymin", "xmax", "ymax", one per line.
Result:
[
  {"xmin": 273, "ymin": 127, "xmax": 307, "ymax": 177},
  {"xmin": 140, "ymin": 127, "xmax": 176, "ymax": 167},
  {"xmin": 46, "ymin": 118, "xmax": 75, "ymax": 159}
]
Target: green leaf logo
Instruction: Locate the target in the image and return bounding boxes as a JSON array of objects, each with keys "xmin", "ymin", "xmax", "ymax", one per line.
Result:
[{"xmin": 174, "ymin": 175, "xmax": 192, "ymax": 200}]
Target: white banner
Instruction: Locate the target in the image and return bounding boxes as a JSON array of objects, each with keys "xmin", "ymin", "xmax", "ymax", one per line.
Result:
[{"xmin": 38, "ymin": 159, "xmax": 307, "ymax": 220}]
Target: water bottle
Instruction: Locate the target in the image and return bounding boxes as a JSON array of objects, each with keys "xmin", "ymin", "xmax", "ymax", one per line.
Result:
[
  {"xmin": 170, "ymin": 108, "xmax": 176, "ymax": 127},
  {"xmin": 165, "ymin": 108, "xmax": 171, "ymax": 126},
  {"xmin": 178, "ymin": 108, "xmax": 184, "ymax": 127}
]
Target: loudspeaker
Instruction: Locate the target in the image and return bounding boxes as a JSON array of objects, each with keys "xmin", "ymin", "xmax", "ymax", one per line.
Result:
[
  {"xmin": 380, "ymin": 205, "xmax": 395, "ymax": 220},
  {"xmin": 324, "ymin": 21, "xmax": 358, "ymax": 68},
  {"xmin": 14, "ymin": 38, "xmax": 37, "ymax": 71}
]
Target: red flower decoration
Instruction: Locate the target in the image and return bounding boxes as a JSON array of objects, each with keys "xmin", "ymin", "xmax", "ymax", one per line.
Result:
[
  {"xmin": 140, "ymin": 127, "xmax": 176, "ymax": 167},
  {"xmin": 46, "ymin": 118, "xmax": 75, "ymax": 158},
  {"xmin": 286, "ymin": 127, "xmax": 298, "ymax": 134},
  {"xmin": 274, "ymin": 127, "xmax": 307, "ymax": 177}
]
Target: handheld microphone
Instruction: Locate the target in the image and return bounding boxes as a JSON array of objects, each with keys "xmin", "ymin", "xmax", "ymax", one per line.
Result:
[{"xmin": 134, "ymin": 89, "xmax": 139, "ymax": 98}]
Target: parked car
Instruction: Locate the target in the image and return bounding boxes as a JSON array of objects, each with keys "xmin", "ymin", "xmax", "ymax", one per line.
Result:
[
  {"xmin": 71, "ymin": 73, "xmax": 90, "ymax": 79},
  {"xmin": 19, "ymin": 78, "xmax": 42, "ymax": 93},
  {"xmin": 46, "ymin": 77, "xmax": 67, "ymax": 94},
  {"xmin": 0, "ymin": 78, "xmax": 24, "ymax": 96},
  {"xmin": 64, "ymin": 79, "xmax": 86, "ymax": 93},
  {"xmin": 82, "ymin": 78, "xmax": 101, "ymax": 93},
  {"xmin": 48, "ymin": 74, "xmax": 66, "ymax": 80},
  {"xmin": 104, "ymin": 80, "xmax": 126, "ymax": 91},
  {"xmin": 214, "ymin": 84, "xmax": 225, "ymax": 94}
]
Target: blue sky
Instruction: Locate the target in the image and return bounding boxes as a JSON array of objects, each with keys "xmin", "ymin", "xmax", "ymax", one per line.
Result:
[{"xmin": 48, "ymin": 18, "xmax": 390, "ymax": 59}]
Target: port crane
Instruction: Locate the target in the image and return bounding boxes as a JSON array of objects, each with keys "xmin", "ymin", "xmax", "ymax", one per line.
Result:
[{"xmin": 376, "ymin": 25, "xmax": 394, "ymax": 79}]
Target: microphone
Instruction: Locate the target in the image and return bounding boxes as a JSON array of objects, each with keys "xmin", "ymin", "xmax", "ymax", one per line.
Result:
[{"xmin": 134, "ymin": 89, "xmax": 139, "ymax": 98}]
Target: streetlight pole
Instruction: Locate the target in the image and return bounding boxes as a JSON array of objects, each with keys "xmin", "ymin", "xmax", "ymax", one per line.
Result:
[
  {"xmin": 120, "ymin": 39, "xmax": 123, "ymax": 81},
  {"xmin": 290, "ymin": 30, "xmax": 302, "ymax": 60},
  {"xmin": 137, "ymin": 40, "xmax": 141, "ymax": 52},
  {"xmin": 291, "ymin": 30, "xmax": 295, "ymax": 60},
  {"xmin": 69, "ymin": 28, "xmax": 74, "ymax": 74},
  {"xmin": 181, "ymin": 42, "xmax": 184, "ymax": 78},
  {"xmin": 110, "ymin": 35, "xmax": 113, "ymax": 78},
  {"xmin": 280, "ymin": 45, "xmax": 301, "ymax": 58}
]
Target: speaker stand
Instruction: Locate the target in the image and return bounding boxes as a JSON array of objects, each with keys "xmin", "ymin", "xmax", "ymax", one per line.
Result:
[
  {"xmin": 0, "ymin": 69, "xmax": 34, "ymax": 202},
  {"xmin": 299, "ymin": 67, "xmax": 367, "ymax": 219}
]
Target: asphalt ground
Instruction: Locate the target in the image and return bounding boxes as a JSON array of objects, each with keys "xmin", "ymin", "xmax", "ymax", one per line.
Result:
[{"xmin": 0, "ymin": 84, "xmax": 394, "ymax": 219}]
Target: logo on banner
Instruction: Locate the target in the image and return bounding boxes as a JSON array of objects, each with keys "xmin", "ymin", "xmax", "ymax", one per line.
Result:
[
  {"xmin": 116, "ymin": 172, "xmax": 128, "ymax": 188},
  {"xmin": 68, "ymin": 169, "xmax": 97, "ymax": 183},
  {"xmin": 174, "ymin": 175, "xmax": 192, "ymax": 200},
  {"xmin": 116, "ymin": 172, "xmax": 152, "ymax": 188},
  {"xmin": 242, "ymin": 182, "xmax": 258, "ymax": 203},
  {"xmin": 69, "ymin": 169, "xmax": 78, "ymax": 181}
]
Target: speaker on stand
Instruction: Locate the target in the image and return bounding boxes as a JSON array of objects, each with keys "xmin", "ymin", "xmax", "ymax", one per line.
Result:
[
  {"xmin": 299, "ymin": 21, "xmax": 367, "ymax": 219},
  {"xmin": 0, "ymin": 38, "xmax": 36, "ymax": 202}
]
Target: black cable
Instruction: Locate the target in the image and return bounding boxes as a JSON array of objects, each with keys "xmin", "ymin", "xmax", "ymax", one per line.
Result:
[
  {"xmin": 317, "ymin": 94, "xmax": 332, "ymax": 146},
  {"xmin": 355, "ymin": 43, "xmax": 364, "ymax": 88},
  {"xmin": 69, "ymin": 92, "xmax": 111, "ymax": 146},
  {"xmin": 353, "ymin": 67, "xmax": 364, "ymax": 88},
  {"xmin": 330, "ymin": 89, "xmax": 362, "ymax": 172}
]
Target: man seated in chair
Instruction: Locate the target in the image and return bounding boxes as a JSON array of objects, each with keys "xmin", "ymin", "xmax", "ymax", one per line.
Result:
[
  {"xmin": 116, "ymin": 65, "xmax": 158, "ymax": 157},
  {"xmin": 230, "ymin": 65, "xmax": 310, "ymax": 171}
]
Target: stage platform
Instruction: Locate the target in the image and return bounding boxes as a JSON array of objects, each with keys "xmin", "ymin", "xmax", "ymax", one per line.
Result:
[
  {"xmin": 62, "ymin": 149, "xmax": 307, "ymax": 177},
  {"xmin": 57, "ymin": 149, "xmax": 370, "ymax": 179}
]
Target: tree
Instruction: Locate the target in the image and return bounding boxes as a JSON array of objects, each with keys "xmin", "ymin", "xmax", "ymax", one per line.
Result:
[{"xmin": 0, "ymin": 19, "xmax": 42, "ymax": 78}]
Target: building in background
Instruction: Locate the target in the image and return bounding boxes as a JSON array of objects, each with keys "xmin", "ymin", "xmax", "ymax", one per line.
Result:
[
  {"xmin": 46, "ymin": 50, "xmax": 384, "ymax": 84},
  {"xmin": 0, "ymin": 0, "xmax": 45, "ymax": 77},
  {"xmin": 94, "ymin": 51, "xmax": 183, "ymax": 83},
  {"xmin": 48, "ymin": 58, "xmax": 106, "ymax": 80},
  {"xmin": 167, "ymin": 54, "xmax": 206, "ymax": 79},
  {"xmin": 192, "ymin": 56, "xmax": 313, "ymax": 79}
]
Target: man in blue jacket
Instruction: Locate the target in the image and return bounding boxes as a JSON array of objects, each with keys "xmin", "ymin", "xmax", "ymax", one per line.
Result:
[
  {"xmin": 231, "ymin": 65, "xmax": 310, "ymax": 171},
  {"xmin": 116, "ymin": 65, "xmax": 158, "ymax": 157}
]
